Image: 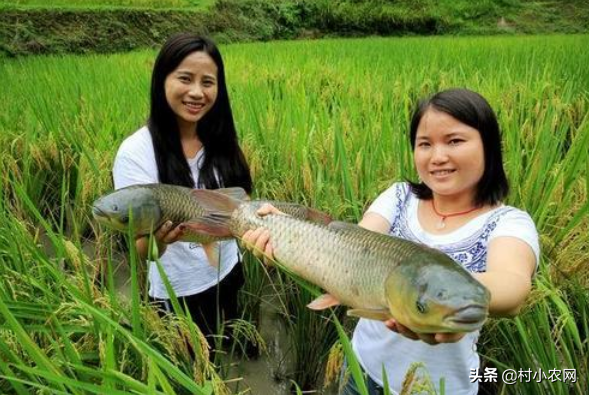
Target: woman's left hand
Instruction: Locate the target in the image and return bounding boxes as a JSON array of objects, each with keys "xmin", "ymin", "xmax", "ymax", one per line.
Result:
[
  {"xmin": 241, "ymin": 203, "xmax": 283, "ymax": 262},
  {"xmin": 384, "ymin": 319, "xmax": 466, "ymax": 345}
]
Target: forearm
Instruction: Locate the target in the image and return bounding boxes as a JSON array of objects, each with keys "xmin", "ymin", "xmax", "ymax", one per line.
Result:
[{"xmin": 473, "ymin": 271, "xmax": 532, "ymax": 318}]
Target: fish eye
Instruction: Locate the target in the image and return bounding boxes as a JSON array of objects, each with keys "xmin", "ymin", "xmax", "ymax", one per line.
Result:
[
  {"xmin": 436, "ymin": 289, "xmax": 448, "ymax": 299},
  {"xmin": 416, "ymin": 300, "xmax": 428, "ymax": 314},
  {"xmin": 119, "ymin": 215, "xmax": 129, "ymax": 224},
  {"xmin": 111, "ymin": 204, "xmax": 119, "ymax": 212}
]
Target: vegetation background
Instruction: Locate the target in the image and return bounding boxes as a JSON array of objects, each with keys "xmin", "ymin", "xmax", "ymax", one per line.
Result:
[
  {"xmin": 0, "ymin": 1, "xmax": 587, "ymax": 395},
  {"xmin": 0, "ymin": 0, "xmax": 588, "ymax": 56}
]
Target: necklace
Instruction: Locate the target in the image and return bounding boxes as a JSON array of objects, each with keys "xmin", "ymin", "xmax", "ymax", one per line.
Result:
[{"xmin": 431, "ymin": 199, "xmax": 479, "ymax": 230}]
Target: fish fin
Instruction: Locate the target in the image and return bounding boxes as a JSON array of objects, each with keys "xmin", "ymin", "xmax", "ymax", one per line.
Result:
[
  {"xmin": 215, "ymin": 187, "xmax": 250, "ymax": 201},
  {"xmin": 268, "ymin": 201, "xmax": 333, "ymax": 225},
  {"xmin": 202, "ymin": 242, "xmax": 219, "ymax": 268},
  {"xmin": 327, "ymin": 221, "xmax": 365, "ymax": 232},
  {"xmin": 347, "ymin": 308, "xmax": 392, "ymax": 321},
  {"xmin": 185, "ymin": 189, "xmax": 242, "ymax": 237},
  {"xmin": 181, "ymin": 221, "xmax": 233, "ymax": 238},
  {"xmin": 307, "ymin": 294, "xmax": 341, "ymax": 310}
]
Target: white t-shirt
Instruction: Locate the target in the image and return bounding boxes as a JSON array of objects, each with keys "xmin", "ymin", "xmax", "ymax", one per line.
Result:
[
  {"xmin": 112, "ymin": 126, "xmax": 240, "ymax": 299},
  {"xmin": 352, "ymin": 182, "xmax": 540, "ymax": 395}
]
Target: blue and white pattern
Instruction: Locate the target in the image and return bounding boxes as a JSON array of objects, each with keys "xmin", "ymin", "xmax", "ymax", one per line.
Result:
[{"xmin": 388, "ymin": 184, "xmax": 515, "ymax": 273}]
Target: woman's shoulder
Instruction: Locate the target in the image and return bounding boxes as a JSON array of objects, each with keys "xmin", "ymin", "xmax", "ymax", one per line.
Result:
[
  {"xmin": 486, "ymin": 205, "xmax": 540, "ymax": 261},
  {"xmin": 489, "ymin": 205, "xmax": 536, "ymax": 230},
  {"xmin": 116, "ymin": 126, "xmax": 153, "ymax": 157},
  {"xmin": 366, "ymin": 181, "xmax": 412, "ymax": 220},
  {"xmin": 377, "ymin": 181, "xmax": 412, "ymax": 199}
]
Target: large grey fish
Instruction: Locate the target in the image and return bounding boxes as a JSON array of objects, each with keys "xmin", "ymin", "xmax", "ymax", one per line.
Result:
[
  {"xmin": 91, "ymin": 184, "xmax": 332, "ymax": 266},
  {"xmin": 182, "ymin": 189, "xmax": 491, "ymax": 334}
]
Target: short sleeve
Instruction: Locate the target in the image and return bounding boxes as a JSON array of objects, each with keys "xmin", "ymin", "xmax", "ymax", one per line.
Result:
[
  {"xmin": 112, "ymin": 127, "xmax": 158, "ymax": 190},
  {"xmin": 365, "ymin": 182, "xmax": 409, "ymax": 226},
  {"xmin": 489, "ymin": 209, "xmax": 541, "ymax": 267},
  {"xmin": 113, "ymin": 152, "xmax": 156, "ymax": 189}
]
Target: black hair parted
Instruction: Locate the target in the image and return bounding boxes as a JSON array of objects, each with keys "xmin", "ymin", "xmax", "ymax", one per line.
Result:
[
  {"xmin": 408, "ymin": 88, "xmax": 509, "ymax": 206},
  {"xmin": 148, "ymin": 32, "xmax": 252, "ymax": 194}
]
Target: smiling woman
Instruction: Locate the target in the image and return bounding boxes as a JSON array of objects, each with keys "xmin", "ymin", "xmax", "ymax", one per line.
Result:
[
  {"xmin": 111, "ymin": 33, "xmax": 252, "ymax": 357},
  {"xmin": 164, "ymin": 51, "xmax": 219, "ymax": 140},
  {"xmin": 241, "ymin": 88, "xmax": 540, "ymax": 395}
]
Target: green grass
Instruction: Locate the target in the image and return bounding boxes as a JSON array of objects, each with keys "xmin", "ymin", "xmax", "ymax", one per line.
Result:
[
  {"xmin": 0, "ymin": 0, "xmax": 214, "ymax": 10},
  {"xmin": 0, "ymin": 34, "xmax": 588, "ymax": 393}
]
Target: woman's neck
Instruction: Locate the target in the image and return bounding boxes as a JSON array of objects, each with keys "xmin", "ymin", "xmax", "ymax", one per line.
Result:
[
  {"xmin": 178, "ymin": 124, "xmax": 202, "ymax": 159},
  {"xmin": 431, "ymin": 192, "xmax": 478, "ymax": 214}
]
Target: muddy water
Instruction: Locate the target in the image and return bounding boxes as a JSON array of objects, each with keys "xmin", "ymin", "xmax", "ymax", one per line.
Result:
[
  {"xmin": 225, "ymin": 301, "xmax": 294, "ymax": 394},
  {"xmin": 86, "ymin": 242, "xmax": 335, "ymax": 395}
]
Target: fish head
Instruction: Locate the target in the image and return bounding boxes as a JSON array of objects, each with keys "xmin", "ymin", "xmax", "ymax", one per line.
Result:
[
  {"xmin": 92, "ymin": 186, "xmax": 162, "ymax": 235},
  {"xmin": 385, "ymin": 251, "xmax": 490, "ymax": 334}
]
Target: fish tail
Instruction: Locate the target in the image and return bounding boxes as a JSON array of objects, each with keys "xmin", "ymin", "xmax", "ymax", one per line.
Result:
[{"xmin": 182, "ymin": 189, "xmax": 243, "ymax": 237}]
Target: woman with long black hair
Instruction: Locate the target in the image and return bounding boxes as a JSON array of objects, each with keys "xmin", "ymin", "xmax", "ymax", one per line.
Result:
[{"xmin": 113, "ymin": 33, "xmax": 252, "ymax": 353}]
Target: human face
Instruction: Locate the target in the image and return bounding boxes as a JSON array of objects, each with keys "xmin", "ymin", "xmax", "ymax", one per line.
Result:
[
  {"xmin": 413, "ymin": 108, "xmax": 485, "ymax": 202},
  {"xmin": 164, "ymin": 51, "xmax": 218, "ymax": 130}
]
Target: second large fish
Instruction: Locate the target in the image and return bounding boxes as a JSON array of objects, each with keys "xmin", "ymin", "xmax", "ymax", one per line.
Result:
[{"xmin": 92, "ymin": 184, "xmax": 332, "ymax": 266}]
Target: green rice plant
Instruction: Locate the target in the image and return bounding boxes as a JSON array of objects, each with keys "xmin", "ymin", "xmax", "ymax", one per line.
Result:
[
  {"xmin": 0, "ymin": 185, "xmax": 224, "ymax": 394},
  {"xmin": 1, "ymin": 34, "xmax": 588, "ymax": 394}
]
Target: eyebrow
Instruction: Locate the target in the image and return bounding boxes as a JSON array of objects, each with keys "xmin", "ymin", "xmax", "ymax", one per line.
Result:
[{"xmin": 445, "ymin": 131, "xmax": 472, "ymax": 138}]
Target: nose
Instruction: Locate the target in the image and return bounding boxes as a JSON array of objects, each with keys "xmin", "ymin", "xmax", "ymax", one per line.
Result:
[
  {"xmin": 188, "ymin": 83, "xmax": 204, "ymax": 99},
  {"xmin": 431, "ymin": 145, "xmax": 449, "ymax": 164}
]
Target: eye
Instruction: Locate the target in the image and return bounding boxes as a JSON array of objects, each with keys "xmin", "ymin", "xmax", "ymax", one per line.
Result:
[
  {"xmin": 449, "ymin": 139, "xmax": 464, "ymax": 145},
  {"xmin": 417, "ymin": 141, "xmax": 430, "ymax": 148},
  {"xmin": 111, "ymin": 204, "xmax": 119, "ymax": 212},
  {"xmin": 436, "ymin": 289, "xmax": 448, "ymax": 300},
  {"xmin": 416, "ymin": 300, "xmax": 428, "ymax": 314},
  {"xmin": 179, "ymin": 76, "xmax": 191, "ymax": 83},
  {"xmin": 119, "ymin": 215, "xmax": 129, "ymax": 224}
]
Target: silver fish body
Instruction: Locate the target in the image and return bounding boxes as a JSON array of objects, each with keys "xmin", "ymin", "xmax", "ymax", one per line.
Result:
[
  {"xmin": 92, "ymin": 184, "xmax": 330, "ymax": 244},
  {"xmin": 189, "ymin": 190, "xmax": 491, "ymax": 333}
]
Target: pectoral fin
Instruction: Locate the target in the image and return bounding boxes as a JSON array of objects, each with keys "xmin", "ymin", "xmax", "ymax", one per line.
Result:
[
  {"xmin": 347, "ymin": 308, "xmax": 392, "ymax": 321},
  {"xmin": 307, "ymin": 294, "xmax": 341, "ymax": 310},
  {"xmin": 202, "ymin": 242, "xmax": 219, "ymax": 268}
]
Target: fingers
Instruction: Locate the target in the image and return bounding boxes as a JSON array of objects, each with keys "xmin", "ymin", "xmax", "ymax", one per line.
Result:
[
  {"xmin": 257, "ymin": 203, "xmax": 283, "ymax": 216},
  {"xmin": 384, "ymin": 319, "xmax": 461, "ymax": 345},
  {"xmin": 155, "ymin": 221, "xmax": 184, "ymax": 244},
  {"xmin": 434, "ymin": 332, "xmax": 466, "ymax": 344},
  {"xmin": 242, "ymin": 228, "xmax": 274, "ymax": 261}
]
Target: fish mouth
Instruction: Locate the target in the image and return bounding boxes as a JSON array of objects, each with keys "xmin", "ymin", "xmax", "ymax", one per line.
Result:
[
  {"xmin": 91, "ymin": 205, "xmax": 109, "ymax": 220},
  {"xmin": 445, "ymin": 305, "xmax": 488, "ymax": 329}
]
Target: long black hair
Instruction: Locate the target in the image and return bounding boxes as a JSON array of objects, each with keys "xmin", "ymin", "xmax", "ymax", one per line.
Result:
[
  {"xmin": 148, "ymin": 33, "xmax": 252, "ymax": 194},
  {"xmin": 408, "ymin": 88, "xmax": 509, "ymax": 206}
]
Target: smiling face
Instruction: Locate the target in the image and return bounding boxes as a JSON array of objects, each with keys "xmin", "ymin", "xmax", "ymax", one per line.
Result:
[
  {"xmin": 413, "ymin": 108, "xmax": 485, "ymax": 202},
  {"xmin": 164, "ymin": 51, "xmax": 218, "ymax": 130}
]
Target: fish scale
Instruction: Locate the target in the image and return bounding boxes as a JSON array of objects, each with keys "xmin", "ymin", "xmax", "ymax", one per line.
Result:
[
  {"xmin": 94, "ymin": 185, "xmax": 490, "ymax": 333},
  {"xmin": 189, "ymin": 193, "xmax": 491, "ymax": 333},
  {"xmin": 230, "ymin": 203, "xmax": 446, "ymax": 310}
]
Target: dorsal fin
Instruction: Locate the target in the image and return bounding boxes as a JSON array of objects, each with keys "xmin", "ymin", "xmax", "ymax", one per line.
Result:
[
  {"xmin": 269, "ymin": 201, "xmax": 333, "ymax": 225},
  {"xmin": 327, "ymin": 221, "xmax": 366, "ymax": 233},
  {"xmin": 215, "ymin": 187, "xmax": 249, "ymax": 201}
]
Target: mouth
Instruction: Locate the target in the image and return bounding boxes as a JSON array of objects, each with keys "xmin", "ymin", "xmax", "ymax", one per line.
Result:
[
  {"xmin": 429, "ymin": 169, "xmax": 456, "ymax": 177},
  {"xmin": 91, "ymin": 205, "xmax": 108, "ymax": 220},
  {"xmin": 446, "ymin": 305, "xmax": 488, "ymax": 327},
  {"xmin": 183, "ymin": 101, "xmax": 205, "ymax": 114}
]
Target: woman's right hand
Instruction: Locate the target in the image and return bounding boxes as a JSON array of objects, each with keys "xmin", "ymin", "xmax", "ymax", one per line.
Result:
[
  {"xmin": 137, "ymin": 220, "xmax": 185, "ymax": 259},
  {"xmin": 241, "ymin": 203, "xmax": 282, "ymax": 261},
  {"xmin": 384, "ymin": 319, "xmax": 466, "ymax": 345}
]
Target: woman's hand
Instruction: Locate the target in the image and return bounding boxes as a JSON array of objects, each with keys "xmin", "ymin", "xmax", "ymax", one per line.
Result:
[
  {"xmin": 136, "ymin": 220, "xmax": 184, "ymax": 259},
  {"xmin": 241, "ymin": 203, "xmax": 282, "ymax": 262},
  {"xmin": 154, "ymin": 220, "xmax": 185, "ymax": 254},
  {"xmin": 384, "ymin": 319, "xmax": 466, "ymax": 345}
]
